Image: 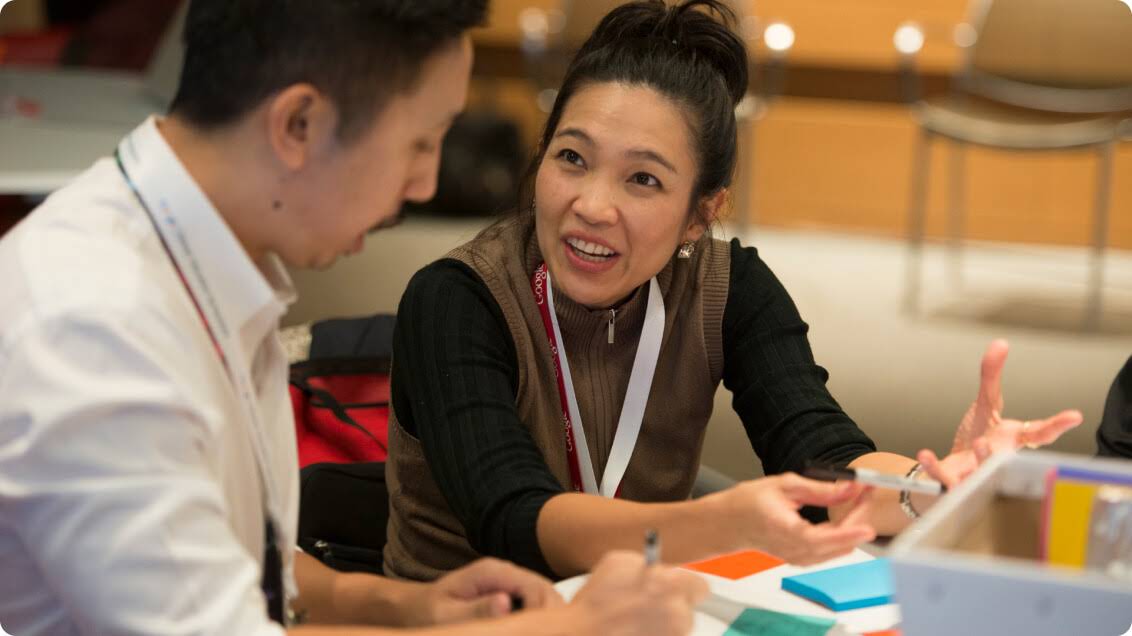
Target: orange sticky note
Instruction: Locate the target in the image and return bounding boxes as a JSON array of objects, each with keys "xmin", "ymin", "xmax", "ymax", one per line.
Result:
[
  {"xmin": 863, "ymin": 631, "xmax": 901, "ymax": 636},
  {"xmin": 683, "ymin": 550, "xmax": 785, "ymax": 580}
]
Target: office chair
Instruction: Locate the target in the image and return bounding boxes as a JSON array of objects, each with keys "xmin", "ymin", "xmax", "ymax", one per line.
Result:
[{"xmin": 896, "ymin": 0, "xmax": 1132, "ymax": 329}]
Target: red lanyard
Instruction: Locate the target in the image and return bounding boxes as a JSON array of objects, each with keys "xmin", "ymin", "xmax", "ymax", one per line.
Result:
[
  {"xmin": 115, "ymin": 145, "xmax": 287, "ymax": 625},
  {"xmin": 533, "ymin": 261, "xmax": 669, "ymax": 498},
  {"xmin": 531, "ymin": 264, "xmax": 591, "ymax": 494}
]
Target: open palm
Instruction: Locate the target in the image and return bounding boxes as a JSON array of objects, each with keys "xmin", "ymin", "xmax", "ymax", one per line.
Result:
[{"xmin": 919, "ymin": 340, "xmax": 1083, "ymax": 488}]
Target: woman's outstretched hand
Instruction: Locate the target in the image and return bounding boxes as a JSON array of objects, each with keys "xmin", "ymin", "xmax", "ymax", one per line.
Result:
[{"xmin": 919, "ymin": 339, "xmax": 1082, "ymax": 489}]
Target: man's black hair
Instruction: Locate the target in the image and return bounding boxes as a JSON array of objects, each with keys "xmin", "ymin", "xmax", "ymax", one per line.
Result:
[{"xmin": 169, "ymin": 0, "xmax": 487, "ymax": 141}]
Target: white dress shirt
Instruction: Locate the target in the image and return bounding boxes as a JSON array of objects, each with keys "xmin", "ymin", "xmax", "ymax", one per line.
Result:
[{"xmin": 0, "ymin": 117, "xmax": 299, "ymax": 635}]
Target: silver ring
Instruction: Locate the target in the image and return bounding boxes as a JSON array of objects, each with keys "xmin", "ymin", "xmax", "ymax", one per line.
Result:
[{"xmin": 1020, "ymin": 420, "xmax": 1039, "ymax": 450}]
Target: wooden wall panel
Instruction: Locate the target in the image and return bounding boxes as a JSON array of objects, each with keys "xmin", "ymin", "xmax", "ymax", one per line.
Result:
[
  {"xmin": 480, "ymin": 0, "xmax": 972, "ymax": 73},
  {"xmin": 753, "ymin": 0, "xmax": 969, "ymax": 72},
  {"xmin": 747, "ymin": 97, "xmax": 1132, "ymax": 250}
]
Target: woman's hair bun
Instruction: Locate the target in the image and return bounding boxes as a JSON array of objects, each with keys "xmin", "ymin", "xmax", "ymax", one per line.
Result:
[{"xmin": 582, "ymin": 0, "xmax": 748, "ymax": 105}]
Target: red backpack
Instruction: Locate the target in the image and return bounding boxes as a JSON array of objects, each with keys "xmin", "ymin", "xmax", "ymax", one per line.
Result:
[
  {"xmin": 288, "ymin": 315, "xmax": 395, "ymax": 574},
  {"xmin": 290, "ymin": 356, "xmax": 390, "ymax": 466}
]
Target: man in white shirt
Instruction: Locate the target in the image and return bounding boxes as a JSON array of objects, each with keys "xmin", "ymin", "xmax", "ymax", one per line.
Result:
[{"xmin": 0, "ymin": 1, "xmax": 706, "ymax": 634}]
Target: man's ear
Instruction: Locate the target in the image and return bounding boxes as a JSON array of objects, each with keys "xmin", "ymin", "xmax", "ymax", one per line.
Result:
[
  {"xmin": 683, "ymin": 188, "xmax": 727, "ymax": 242},
  {"xmin": 264, "ymin": 83, "xmax": 338, "ymax": 172}
]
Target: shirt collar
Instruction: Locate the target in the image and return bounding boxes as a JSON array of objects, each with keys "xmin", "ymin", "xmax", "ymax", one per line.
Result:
[{"xmin": 119, "ymin": 116, "xmax": 296, "ymax": 353}]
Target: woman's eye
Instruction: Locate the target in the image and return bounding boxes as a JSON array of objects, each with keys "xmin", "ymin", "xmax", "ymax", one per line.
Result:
[
  {"xmin": 631, "ymin": 172, "xmax": 660, "ymax": 188},
  {"xmin": 556, "ymin": 148, "xmax": 584, "ymax": 166}
]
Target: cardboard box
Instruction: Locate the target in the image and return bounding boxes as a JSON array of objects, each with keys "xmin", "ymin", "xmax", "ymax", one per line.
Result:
[{"xmin": 888, "ymin": 450, "xmax": 1132, "ymax": 636}]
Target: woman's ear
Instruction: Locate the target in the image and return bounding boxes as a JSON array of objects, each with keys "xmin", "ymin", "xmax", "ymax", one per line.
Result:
[{"xmin": 683, "ymin": 189, "xmax": 728, "ymax": 242}]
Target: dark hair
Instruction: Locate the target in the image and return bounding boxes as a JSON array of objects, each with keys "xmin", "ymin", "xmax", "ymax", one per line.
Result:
[
  {"xmin": 523, "ymin": 0, "xmax": 748, "ymax": 226},
  {"xmin": 169, "ymin": 0, "xmax": 488, "ymax": 141}
]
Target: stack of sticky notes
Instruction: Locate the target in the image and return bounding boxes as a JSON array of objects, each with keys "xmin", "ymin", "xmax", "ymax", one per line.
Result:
[
  {"xmin": 1041, "ymin": 466, "xmax": 1132, "ymax": 570},
  {"xmin": 780, "ymin": 558, "xmax": 894, "ymax": 611},
  {"xmin": 684, "ymin": 549, "xmax": 786, "ymax": 580},
  {"xmin": 722, "ymin": 606, "xmax": 839, "ymax": 636}
]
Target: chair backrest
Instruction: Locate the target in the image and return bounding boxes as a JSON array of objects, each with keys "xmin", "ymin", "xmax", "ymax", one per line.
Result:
[{"xmin": 960, "ymin": 0, "xmax": 1132, "ymax": 112}]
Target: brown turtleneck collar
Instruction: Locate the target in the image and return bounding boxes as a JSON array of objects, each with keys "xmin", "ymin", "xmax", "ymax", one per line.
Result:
[{"xmin": 522, "ymin": 225, "xmax": 678, "ymax": 345}]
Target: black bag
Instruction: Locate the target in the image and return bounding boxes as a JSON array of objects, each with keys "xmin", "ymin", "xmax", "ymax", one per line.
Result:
[
  {"xmin": 293, "ymin": 315, "xmax": 397, "ymax": 575},
  {"xmin": 298, "ymin": 462, "xmax": 388, "ymax": 575}
]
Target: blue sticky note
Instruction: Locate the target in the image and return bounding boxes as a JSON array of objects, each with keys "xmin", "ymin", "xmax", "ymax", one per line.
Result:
[
  {"xmin": 723, "ymin": 607, "xmax": 835, "ymax": 636},
  {"xmin": 780, "ymin": 558, "xmax": 893, "ymax": 611}
]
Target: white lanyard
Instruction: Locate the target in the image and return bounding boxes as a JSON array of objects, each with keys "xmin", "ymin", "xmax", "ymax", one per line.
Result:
[
  {"xmin": 115, "ymin": 135, "xmax": 282, "ymax": 533},
  {"xmin": 544, "ymin": 270, "xmax": 665, "ymax": 497}
]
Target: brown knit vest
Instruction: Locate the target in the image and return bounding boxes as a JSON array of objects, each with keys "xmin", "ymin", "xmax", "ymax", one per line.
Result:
[{"xmin": 383, "ymin": 217, "xmax": 730, "ymax": 581}]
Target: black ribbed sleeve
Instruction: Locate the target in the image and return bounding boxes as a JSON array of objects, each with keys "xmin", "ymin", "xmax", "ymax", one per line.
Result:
[
  {"xmin": 391, "ymin": 259, "xmax": 562, "ymax": 576},
  {"xmin": 722, "ymin": 239, "xmax": 876, "ymax": 476},
  {"xmin": 392, "ymin": 241, "xmax": 877, "ymax": 570}
]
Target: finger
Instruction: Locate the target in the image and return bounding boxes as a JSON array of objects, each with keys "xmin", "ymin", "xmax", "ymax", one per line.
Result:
[
  {"xmin": 792, "ymin": 524, "xmax": 875, "ymax": 565},
  {"xmin": 671, "ymin": 598, "xmax": 697, "ymax": 636},
  {"xmin": 451, "ymin": 558, "xmax": 562, "ymax": 609},
  {"xmin": 1027, "ymin": 410, "xmax": 1084, "ymax": 447},
  {"xmin": 470, "ymin": 592, "xmax": 511, "ymax": 619},
  {"xmin": 779, "ymin": 474, "xmax": 865, "ymax": 507},
  {"xmin": 977, "ymin": 339, "xmax": 1009, "ymax": 413},
  {"xmin": 837, "ymin": 486, "xmax": 876, "ymax": 529},
  {"xmin": 917, "ymin": 449, "xmax": 958, "ymax": 490},
  {"xmin": 432, "ymin": 590, "xmax": 513, "ymax": 625},
  {"xmin": 590, "ymin": 550, "xmax": 645, "ymax": 587},
  {"xmin": 655, "ymin": 567, "xmax": 709, "ymax": 605},
  {"xmin": 973, "ymin": 437, "xmax": 992, "ymax": 464},
  {"xmin": 494, "ymin": 563, "xmax": 562, "ymax": 610},
  {"xmin": 802, "ymin": 521, "xmax": 876, "ymax": 549}
]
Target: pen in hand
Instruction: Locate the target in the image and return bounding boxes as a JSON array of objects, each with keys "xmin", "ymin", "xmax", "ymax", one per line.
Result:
[
  {"xmin": 644, "ymin": 528, "xmax": 660, "ymax": 566},
  {"xmin": 804, "ymin": 463, "xmax": 946, "ymax": 496}
]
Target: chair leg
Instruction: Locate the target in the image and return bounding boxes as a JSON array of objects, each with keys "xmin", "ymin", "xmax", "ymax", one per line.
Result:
[
  {"xmin": 904, "ymin": 129, "xmax": 932, "ymax": 314},
  {"xmin": 1085, "ymin": 141, "xmax": 1115, "ymax": 331},
  {"xmin": 947, "ymin": 141, "xmax": 967, "ymax": 289}
]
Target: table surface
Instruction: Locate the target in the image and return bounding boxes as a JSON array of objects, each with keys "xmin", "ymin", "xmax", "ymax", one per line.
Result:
[{"xmin": 554, "ymin": 549, "xmax": 901, "ymax": 636}]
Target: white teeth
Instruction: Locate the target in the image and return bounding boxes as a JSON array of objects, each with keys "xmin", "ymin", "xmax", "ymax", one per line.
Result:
[{"xmin": 566, "ymin": 237, "xmax": 615, "ymax": 257}]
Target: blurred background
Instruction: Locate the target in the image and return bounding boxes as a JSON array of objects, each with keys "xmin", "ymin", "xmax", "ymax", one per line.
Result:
[{"xmin": 2, "ymin": 0, "xmax": 1131, "ymax": 482}]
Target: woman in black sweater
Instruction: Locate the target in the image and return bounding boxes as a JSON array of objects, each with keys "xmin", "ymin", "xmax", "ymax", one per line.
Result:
[{"xmin": 384, "ymin": 0, "xmax": 1084, "ymax": 581}]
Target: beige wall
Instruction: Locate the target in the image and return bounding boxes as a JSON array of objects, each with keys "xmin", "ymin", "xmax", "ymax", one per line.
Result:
[{"xmin": 285, "ymin": 217, "xmax": 1123, "ymax": 484}]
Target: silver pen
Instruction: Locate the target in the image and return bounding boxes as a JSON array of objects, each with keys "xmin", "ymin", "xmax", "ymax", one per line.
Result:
[
  {"xmin": 805, "ymin": 464, "xmax": 946, "ymax": 496},
  {"xmin": 644, "ymin": 528, "xmax": 660, "ymax": 566}
]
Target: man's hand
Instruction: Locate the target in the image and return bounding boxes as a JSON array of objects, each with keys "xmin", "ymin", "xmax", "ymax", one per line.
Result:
[
  {"xmin": 567, "ymin": 551, "xmax": 708, "ymax": 636},
  {"xmin": 404, "ymin": 557, "xmax": 563, "ymax": 626}
]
